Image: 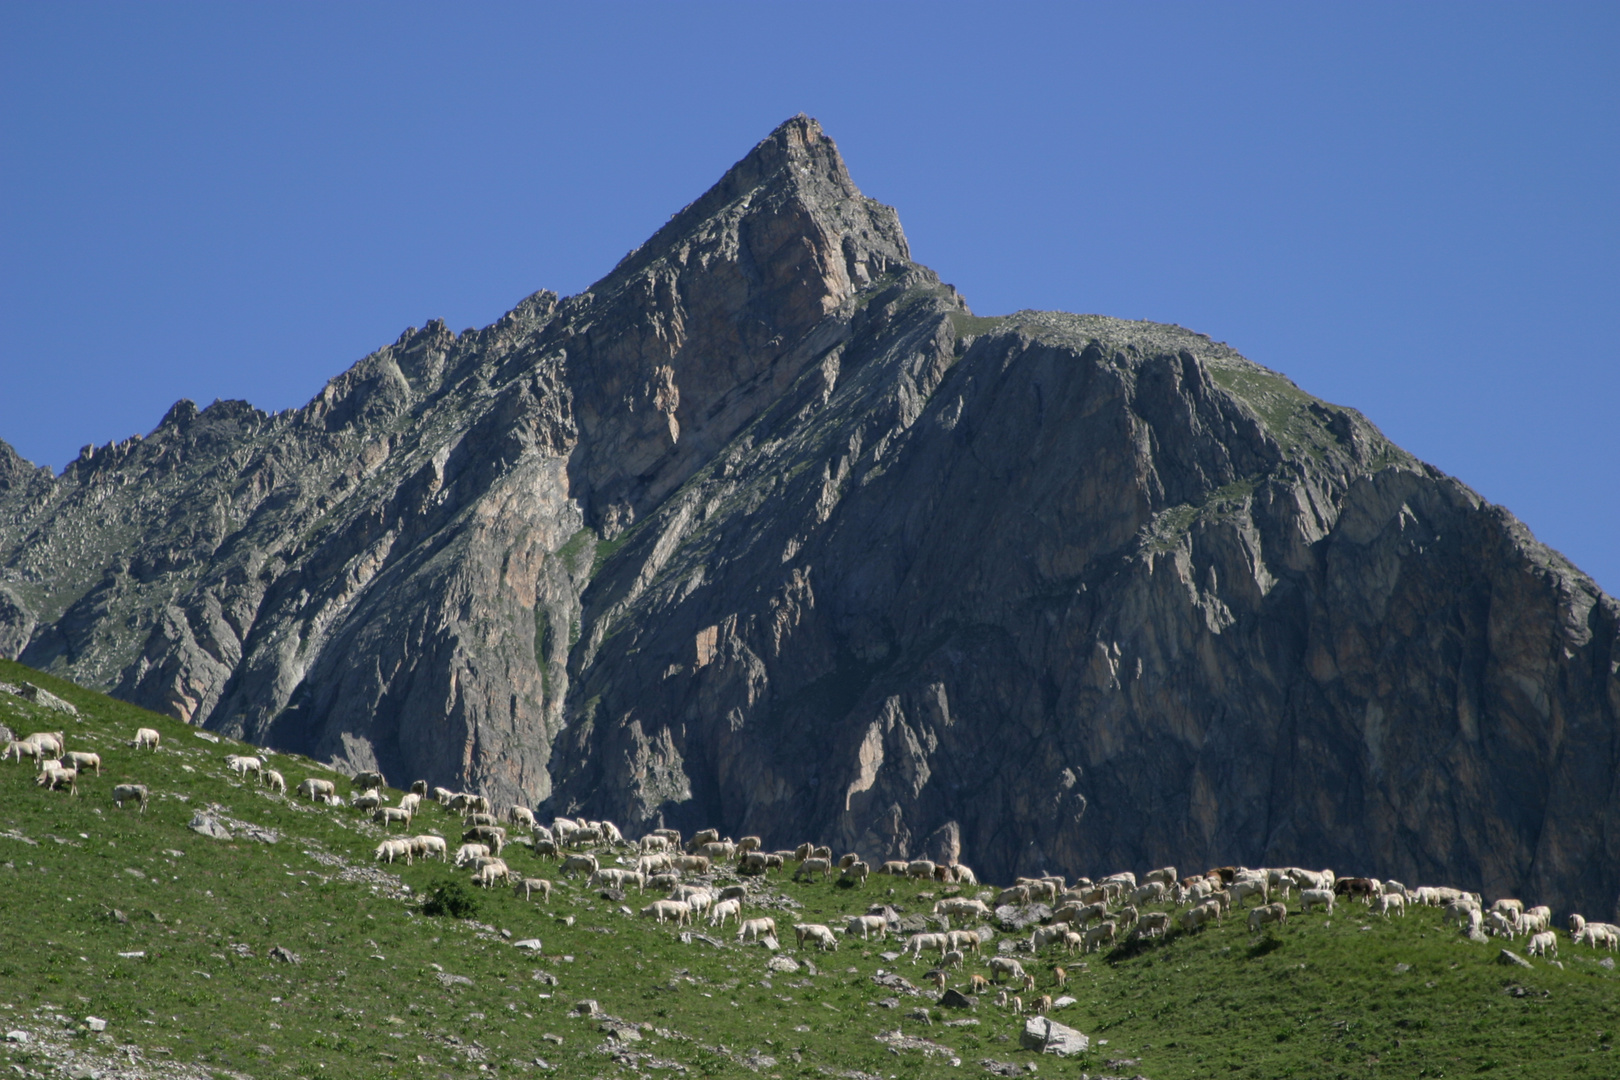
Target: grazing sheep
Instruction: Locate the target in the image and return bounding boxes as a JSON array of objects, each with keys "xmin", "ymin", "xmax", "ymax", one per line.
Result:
[
  {"xmin": 1229, "ymin": 878, "xmax": 1268, "ymax": 908},
  {"xmin": 133, "ymin": 728, "xmax": 161, "ymax": 751},
  {"xmin": 409, "ymin": 835, "xmax": 448, "ymax": 861},
  {"xmin": 878, "ymin": 860, "xmax": 909, "ymax": 876},
  {"xmin": 840, "ymin": 860, "xmax": 870, "ymax": 886},
  {"xmin": 463, "ymin": 825, "xmax": 506, "ymax": 855},
  {"xmin": 1300, "ymin": 888, "xmax": 1336, "ymax": 915},
  {"xmin": 987, "ymin": 957, "xmax": 1025, "ymax": 984},
  {"xmin": 709, "ymin": 899, "xmax": 741, "ymax": 927},
  {"xmin": 793, "ymin": 857, "xmax": 832, "ymax": 882},
  {"xmin": 1569, "ymin": 914, "xmax": 1587, "ymax": 938},
  {"xmin": 297, "ymin": 777, "xmax": 337, "ymax": 802},
  {"xmin": 1030, "ymin": 925, "xmax": 1069, "ymax": 952},
  {"xmin": 1527, "ymin": 931, "xmax": 1557, "ymax": 959},
  {"xmin": 374, "ymin": 839, "xmax": 412, "ymax": 864},
  {"xmin": 690, "ymin": 828, "xmax": 721, "ymax": 851},
  {"xmin": 1083, "ymin": 920, "xmax": 1117, "ymax": 953},
  {"xmin": 738, "ymin": 917, "xmax": 777, "ymax": 942},
  {"xmin": 647, "ymin": 873, "xmax": 681, "ymax": 892},
  {"xmin": 1030, "ymin": 994, "xmax": 1053, "ymax": 1015},
  {"xmin": 1521, "ymin": 906, "xmax": 1552, "ymax": 934},
  {"xmin": 471, "ymin": 860, "xmax": 511, "ymax": 888},
  {"xmin": 1179, "ymin": 906, "xmax": 1213, "ymax": 932},
  {"xmin": 970, "ymin": 975, "xmax": 989, "ymax": 994},
  {"xmin": 37, "ymin": 766, "xmax": 77, "ymax": 794},
  {"xmin": 1487, "ymin": 911, "xmax": 1519, "ymax": 939},
  {"xmin": 560, "ymin": 854, "xmax": 599, "ymax": 877},
  {"xmin": 673, "ymin": 854, "xmax": 712, "ymax": 874},
  {"xmin": 397, "ymin": 792, "xmax": 421, "ymax": 815},
  {"xmin": 945, "ymin": 929, "xmax": 981, "ymax": 955},
  {"xmin": 1051, "ymin": 966, "xmax": 1067, "ymax": 990},
  {"xmin": 3, "ymin": 739, "xmax": 42, "ymax": 763},
  {"xmin": 934, "ymin": 898, "xmax": 992, "ymax": 924},
  {"xmin": 1376, "ymin": 893, "xmax": 1406, "ymax": 919},
  {"xmin": 515, "ymin": 877, "xmax": 553, "ymax": 901},
  {"xmin": 432, "ymin": 786, "xmax": 455, "ymax": 805},
  {"xmin": 352, "ymin": 770, "xmax": 386, "ymax": 790},
  {"xmin": 1248, "ymin": 903, "xmax": 1288, "ymax": 933},
  {"xmin": 410, "ymin": 780, "xmax": 428, "ymax": 796},
  {"xmin": 847, "ymin": 914, "xmax": 887, "ymax": 940},
  {"xmin": 906, "ymin": 859, "xmax": 937, "ymax": 880},
  {"xmin": 112, "ymin": 783, "xmax": 149, "ymax": 812},
  {"xmin": 263, "ymin": 769, "xmax": 286, "ymax": 794},
  {"xmin": 737, "ymin": 835, "xmax": 762, "ymax": 854},
  {"xmin": 1135, "ymin": 911, "xmax": 1170, "ymax": 939},
  {"xmin": 506, "ymin": 806, "xmax": 536, "ymax": 828},
  {"xmin": 589, "ymin": 868, "xmax": 646, "ymax": 893},
  {"xmin": 905, "ymin": 932, "xmax": 948, "ymax": 962},
  {"xmin": 641, "ymin": 900, "xmax": 692, "ymax": 926},
  {"xmin": 794, "ymin": 923, "xmax": 838, "ymax": 951},
  {"xmin": 464, "ymin": 812, "xmax": 499, "ymax": 829},
  {"xmin": 640, "ymin": 834, "xmax": 670, "ymax": 853},
  {"xmin": 638, "ymin": 852, "xmax": 674, "ymax": 875},
  {"xmin": 26, "ymin": 732, "xmax": 65, "ymax": 758},
  {"xmin": 351, "ymin": 791, "xmax": 383, "ymax": 813},
  {"xmin": 454, "ymin": 843, "xmax": 490, "ymax": 867},
  {"xmin": 532, "ymin": 838, "xmax": 558, "ymax": 859},
  {"xmin": 225, "ymin": 754, "xmax": 262, "ymax": 779},
  {"xmin": 375, "ymin": 807, "xmax": 412, "ymax": 829},
  {"xmin": 1144, "ymin": 866, "xmax": 1177, "ymax": 886},
  {"xmin": 63, "ymin": 751, "xmax": 101, "ymax": 775},
  {"xmin": 1131, "ymin": 881, "xmax": 1167, "ymax": 906}
]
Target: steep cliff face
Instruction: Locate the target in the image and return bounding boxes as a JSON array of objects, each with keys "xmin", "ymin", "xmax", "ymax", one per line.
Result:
[{"xmin": 3, "ymin": 116, "xmax": 1617, "ymax": 915}]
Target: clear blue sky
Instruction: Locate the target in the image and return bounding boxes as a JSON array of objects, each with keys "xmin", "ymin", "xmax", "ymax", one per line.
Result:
[{"xmin": 2, "ymin": 2, "xmax": 1615, "ymax": 594}]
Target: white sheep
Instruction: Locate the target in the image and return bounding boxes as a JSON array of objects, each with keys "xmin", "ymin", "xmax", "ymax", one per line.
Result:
[
  {"xmin": 454, "ymin": 843, "xmax": 490, "ymax": 867},
  {"xmin": 263, "ymin": 769, "xmax": 286, "ymax": 794},
  {"xmin": 398, "ymin": 792, "xmax": 421, "ymax": 815},
  {"xmin": 1083, "ymin": 921, "xmax": 1117, "ymax": 953},
  {"xmin": 1527, "ymin": 931, "xmax": 1557, "ymax": 959},
  {"xmin": 737, "ymin": 917, "xmax": 776, "ymax": 942},
  {"xmin": 472, "ymin": 860, "xmax": 511, "ymax": 887},
  {"xmin": 793, "ymin": 857, "xmax": 832, "ymax": 882},
  {"xmin": 710, "ymin": 899, "xmax": 741, "ymax": 927},
  {"xmin": 297, "ymin": 777, "xmax": 336, "ymax": 801},
  {"xmin": 847, "ymin": 914, "xmax": 887, "ymax": 940},
  {"xmin": 1248, "ymin": 903, "xmax": 1288, "ymax": 932},
  {"xmin": 560, "ymin": 853, "xmax": 599, "ymax": 876},
  {"xmin": 1487, "ymin": 911, "xmax": 1519, "ymax": 939},
  {"xmin": 641, "ymin": 900, "xmax": 692, "ymax": 925},
  {"xmin": 794, "ymin": 923, "xmax": 838, "ymax": 951},
  {"xmin": 945, "ymin": 929, "xmax": 981, "ymax": 955},
  {"xmin": 3, "ymin": 739, "xmax": 42, "ymax": 763},
  {"xmin": 1376, "ymin": 893, "xmax": 1406, "ymax": 918},
  {"xmin": 112, "ymin": 783, "xmax": 149, "ymax": 812},
  {"xmin": 133, "ymin": 728, "xmax": 161, "ymax": 751},
  {"xmin": 515, "ymin": 877, "xmax": 552, "ymax": 901},
  {"xmin": 375, "ymin": 839, "xmax": 412, "ymax": 864},
  {"xmin": 36, "ymin": 766, "xmax": 77, "ymax": 794},
  {"xmin": 506, "ymin": 806, "xmax": 537, "ymax": 828},
  {"xmin": 409, "ymin": 835, "xmax": 447, "ymax": 861},
  {"xmin": 26, "ymin": 731, "xmax": 64, "ymax": 758},
  {"xmin": 1300, "ymin": 888, "xmax": 1335, "ymax": 914},
  {"xmin": 225, "ymin": 754, "xmax": 262, "ymax": 779},
  {"xmin": 375, "ymin": 807, "xmax": 412, "ymax": 829},
  {"xmin": 63, "ymin": 751, "xmax": 101, "ymax": 775},
  {"xmin": 987, "ymin": 957, "xmax": 1025, "ymax": 983}
]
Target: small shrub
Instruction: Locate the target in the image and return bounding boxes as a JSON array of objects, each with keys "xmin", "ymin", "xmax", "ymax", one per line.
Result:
[{"xmin": 422, "ymin": 879, "xmax": 478, "ymax": 919}]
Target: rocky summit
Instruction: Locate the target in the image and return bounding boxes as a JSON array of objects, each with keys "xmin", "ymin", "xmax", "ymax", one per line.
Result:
[{"xmin": 2, "ymin": 116, "xmax": 1616, "ymax": 915}]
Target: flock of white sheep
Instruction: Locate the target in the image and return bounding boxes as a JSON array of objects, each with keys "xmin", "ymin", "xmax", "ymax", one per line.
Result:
[{"xmin": 6, "ymin": 716, "xmax": 1613, "ymax": 1014}]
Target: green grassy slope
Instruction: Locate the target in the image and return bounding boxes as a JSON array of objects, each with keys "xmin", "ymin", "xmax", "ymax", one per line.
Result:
[{"xmin": 2, "ymin": 657, "xmax": 1616, "ymax": 1080}]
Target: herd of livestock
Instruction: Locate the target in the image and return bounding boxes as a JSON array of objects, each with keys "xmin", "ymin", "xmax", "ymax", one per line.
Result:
[{"xmin": 6, "ymin": 717, "xmax": 1615, "ymax": 1011}]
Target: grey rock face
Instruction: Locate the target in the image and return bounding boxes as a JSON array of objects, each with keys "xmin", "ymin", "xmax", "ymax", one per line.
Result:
[
  {"xmin": 2, "ymin": 116, "xmax": 1618, "ymax": 918},
  {"xmin": 1020, "ymin": 1015, "xmax": 1089, "ymax": 1055}
]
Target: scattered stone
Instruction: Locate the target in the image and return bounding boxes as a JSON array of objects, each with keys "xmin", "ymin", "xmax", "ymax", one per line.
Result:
[
  {"xmin": 513, "ymin": 939, "xmax": 543, "ymax": 952},
  {"xmin": 1051, "ymin": 995, "xmax": 1076, "ymax": 1009},
  {"xmin": 870, "ymin": 970, "xmax": 920, "ymax": 995},
  {"xmin": 269, "ymin": 946, "xmax": 301, "ymax": 964},
  {"xmin": 872, "ymin": 1028, "xmax": 959, "ymax": 1062},
  {"xmin": 1467, "ymin": 929, "xmax": 1490, "ymax": 945},
  {"xmin": 435, "ymin": 972, "xmax": 473, "ymax": 988},
  {"xmin": 767, "ymin": 955, "xmax": 800, "ymax": 974},
  {"xmin": 1601, "ymin": 957, "xmax": 1615, "ymax": 970},
  {"xmin": 938, "ymin": 988, "xmax": 976, "ymax": 1010},
  {"xmin": 981, "ymin": 1060, "xmax": 1022, "ymax": 1077},
  {"xmin": 1020, "ymin": 1016, "xmax": 1089, "ymax": 1056},
  {"xmin": 905, "ymin": 1008, "xmax": 933, "ymax": 1025},
  {"xmin": 84, "ymin": 1016, "xmax": 107, "ymax": 1032},
  {"xmin": 572, "ymin": 1000, "xmax": 602, "ymax": 1018},
  {"xmin": 599, "ymin": 887, "xmax": 624, "ymax": 902},
  {"xmin": 599, "ymin": 1018, "xmax": 641, "ymax": 1042},
  {"xmin": 874, "ymin": 997, "xmax": 900, "ymax": 1009},
  {"xmin": 556, "ymin": 915, "xmax": 575, "ymax": 927},
  {"xmin": 187, "ymin": 813, "xmax": 231, "ymax": 840},
  {"xmin": 944, "ymin": 1018, "xmax": 979, "ymax": 1027},
  {"xmin": 994, "ymin": 903, "xmax": 1053, "ymax": 931},
  {"xmin": 116, "ymin": 951, "xmax": 145, "ymax": 959},
  {"xmin": 1498, "ymin": 949, "xmax": 1533, "ymax": 969},
  {"xmin": 191, "ymin": 730, "xmax": 220, "ymax": 743},
  {"xmin": 17, "ymin": 682, "xmax": 77, "ymax": 715},
  {"xmin": 5, "ymin": 1030, "xmax": 27, "ymax": 1043},
  {"xmin": 878, "ymin": 951, "xmax": 901, "ymax": 962},
  {"xmin": 1395, "ymin": 963, "xmax": 1411, "ymax": 973}
]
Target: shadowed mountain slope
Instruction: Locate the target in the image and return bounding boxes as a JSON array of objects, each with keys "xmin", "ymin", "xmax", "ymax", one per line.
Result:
[{"xmin": 3, "ymin": 116, "xmax": 1617, "ymax": 915}]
